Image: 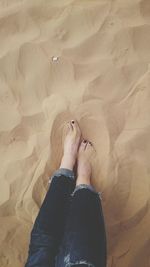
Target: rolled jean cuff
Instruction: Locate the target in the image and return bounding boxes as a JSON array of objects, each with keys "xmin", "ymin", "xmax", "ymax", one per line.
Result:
[
  {"xmin": 48, "ymin": 168, "xmax": 75, "ymax": 183},
  {"xmin": 71, "ymin": 184, "xmax": 102, "ymax": 200}
]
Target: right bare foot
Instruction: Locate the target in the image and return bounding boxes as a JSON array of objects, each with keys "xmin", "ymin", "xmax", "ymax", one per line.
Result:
[
  {"xmin": 60, "ymin": 120, "xmax": 81, "ymax": 171},
  {"xmin": 76, "ymin": 140, "xmax": 96, "ymax": 186}
]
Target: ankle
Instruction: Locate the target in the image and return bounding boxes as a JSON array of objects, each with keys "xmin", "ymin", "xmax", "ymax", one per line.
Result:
[
  {"xmin": 76, "ymin": 175, "xmax": 91, "ymax": 186},
  {"xmin": 60, "ymin": 154, "xmax": 75, "ymax": 171}
]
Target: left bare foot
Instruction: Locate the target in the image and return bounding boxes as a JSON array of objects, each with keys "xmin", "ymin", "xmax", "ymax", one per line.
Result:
[{"xmin": 60, "ymin": 120, "xmax": 81, "ymax": 170}]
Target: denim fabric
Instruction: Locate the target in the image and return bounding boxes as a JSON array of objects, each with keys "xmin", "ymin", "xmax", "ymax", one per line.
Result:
[
  {"xmin": 55, "ymin": 187, "xmax": 107, "ymax": 267},
  {"xmin": 71, "ymin": 184, "xmax": 102, "ymax": 200},
  {"xmin": 49, "ymin": 168, "xmax": 75, "ymax": 183},
  {"xmin": 24, "ymin": 168, "xmax": 107, "ymax": 267}
]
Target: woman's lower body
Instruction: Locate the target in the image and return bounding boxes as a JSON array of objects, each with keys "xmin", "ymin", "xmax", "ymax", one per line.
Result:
[{"xmin": 24, "ymin": 120, "xmax": 107, "ymax": 267}]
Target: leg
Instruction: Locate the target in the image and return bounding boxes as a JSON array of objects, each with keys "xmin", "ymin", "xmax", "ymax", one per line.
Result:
[
  {"xmin": 62, "ymin": 185, "xmax": 107, "ymax": 267},
  {"xmin": 24, "ymin": 120, "xmax": 81, "ymax": 267},
  {"xmin": 55, "ymin": 140, "xmax": 107, "ymax": 267},
  {"xmin": 25, "ymin": 171, "xmax": 75, "ymax": 267}
]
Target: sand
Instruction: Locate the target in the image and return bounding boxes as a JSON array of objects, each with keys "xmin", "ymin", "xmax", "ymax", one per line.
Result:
[{"xmin": 0, "ymin": 0, "xmax": 150, "ymax": 266}]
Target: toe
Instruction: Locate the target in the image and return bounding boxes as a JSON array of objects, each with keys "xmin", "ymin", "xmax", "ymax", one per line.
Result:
[
  {"xmin": 79, "ymin": 139, "xmax": 88, "ymax": 152},
  {"xmin": 86, "ymin": 141, "xmax": 96, "ymax": 153},
  {"xmin": 71, "ymin": 119, "xmax": 81, "ymax": 135},
  {"xmin": 66, "ymin": 121, "xmax": 73, "ymax": 131},
  {"xmin": 87, "ymin": 141, "xmax": 93, "ymax": 147},
  {"xmin": 70, "ymin": 121, "xmax": 74, "ymax": 130}
]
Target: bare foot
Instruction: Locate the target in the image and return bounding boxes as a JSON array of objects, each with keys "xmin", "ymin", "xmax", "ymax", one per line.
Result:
[
  {"xmin": 60, "ymin": 120, "xmax": 81, "ymax": 170},
  {"xmin": 76, "ymin": 140, "xmax": 95, "ymax": 186}
]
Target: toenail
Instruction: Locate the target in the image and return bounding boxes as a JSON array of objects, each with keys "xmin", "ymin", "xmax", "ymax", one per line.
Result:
[{"xmin": 71, "ymin": 120, "xmax": 75, "ymax": 124}]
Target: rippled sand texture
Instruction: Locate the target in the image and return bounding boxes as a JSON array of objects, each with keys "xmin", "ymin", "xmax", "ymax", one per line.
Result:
[{"xmin": 0, "ymin": 0, "xmax": 150, "ymax": 266}]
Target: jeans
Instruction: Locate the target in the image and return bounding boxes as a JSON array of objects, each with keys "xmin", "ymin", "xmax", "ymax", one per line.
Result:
[{"xmin": 24, "ymin": 168, "xmax": 107, "ymax": 267}]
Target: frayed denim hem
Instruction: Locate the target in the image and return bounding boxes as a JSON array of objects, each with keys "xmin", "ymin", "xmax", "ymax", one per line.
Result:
[
  {"xmin": 48, "ymin": 168, "xmax": 75, "ymax": 183},
  {"xmin": 71, "ymin": 184, "xmax": 102, "ymax": 200},
  {"xmin": 64, "ymin": 254, "xmax": 95, "ymax": 267},
  {"xmin": 65, "ymin": 261, "xmax": 95, "ymax": 267}
]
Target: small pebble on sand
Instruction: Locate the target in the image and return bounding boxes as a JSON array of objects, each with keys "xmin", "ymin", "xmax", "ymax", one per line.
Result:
[{"xmin": 52, "ymin": 56, "xmax": 59, "ymax": 62}]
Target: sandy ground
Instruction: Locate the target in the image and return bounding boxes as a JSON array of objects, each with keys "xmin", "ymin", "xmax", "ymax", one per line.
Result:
[{"xmin": 0, "ymin": 0, "xmax": 150, "ymax": 266}]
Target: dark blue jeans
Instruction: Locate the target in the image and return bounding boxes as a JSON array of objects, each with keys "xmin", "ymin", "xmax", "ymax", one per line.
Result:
[{"xmin": 24, "ymin": 168, "xmax": 107, "ymax": 267}]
